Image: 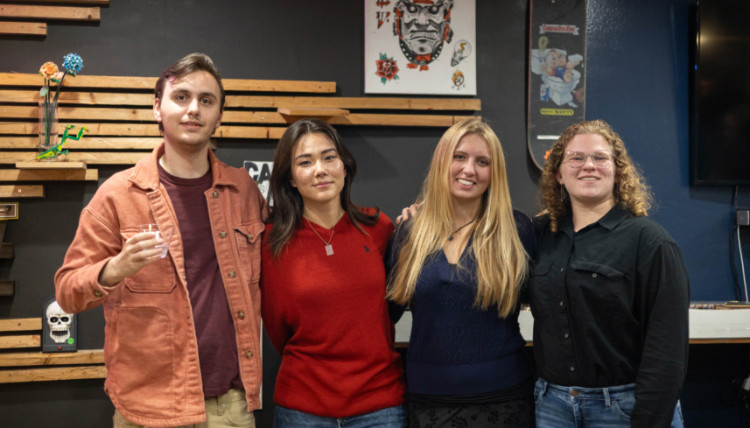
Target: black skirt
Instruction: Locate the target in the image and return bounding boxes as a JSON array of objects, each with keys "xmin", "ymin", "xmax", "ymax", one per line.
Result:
[
  {"xmin": 406, "ymin": 380, "xmax": 535, "ymax": 428},
  {"xmin": 407, "ymin": 396, "xmax": 534, "ymax": 428}
]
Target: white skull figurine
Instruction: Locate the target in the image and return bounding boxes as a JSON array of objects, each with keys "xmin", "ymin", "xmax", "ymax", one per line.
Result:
[{"xmin": 46, "ymin": 300, "xmax": 72, "ymax": 344}]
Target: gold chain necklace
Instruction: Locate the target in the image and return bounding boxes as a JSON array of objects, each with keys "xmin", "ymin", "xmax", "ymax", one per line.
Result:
[{"xmin": 305, "ymin": 218, "xmax": 335, "ymax": 256}]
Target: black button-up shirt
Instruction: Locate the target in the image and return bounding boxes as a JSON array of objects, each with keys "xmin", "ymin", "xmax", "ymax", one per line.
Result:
[{"xmin": 529, "ymin": 206, "xmax": 690, "ymax": 427}]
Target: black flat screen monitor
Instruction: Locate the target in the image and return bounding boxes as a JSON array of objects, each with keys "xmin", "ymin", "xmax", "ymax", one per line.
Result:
[{"xmin": 691, "ymin": 0, "xmax": 750, "ymax": 186}]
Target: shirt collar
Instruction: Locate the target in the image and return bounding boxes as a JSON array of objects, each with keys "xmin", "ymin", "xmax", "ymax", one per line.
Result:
[
  {"xmin": 560, "ymin": 204, "xmax": 631, "ymax": 236},
  {"xmin": 598, "ymin": 205, "xmax": 631, "ymax": 230}
]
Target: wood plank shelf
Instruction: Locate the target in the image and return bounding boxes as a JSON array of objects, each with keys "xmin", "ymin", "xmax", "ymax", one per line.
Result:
[
  {"xmin": 0, "ymin": 318, "xmax": 106, "ymax": 383},
  {"xmin": 0, "ymin": 280, "xmax": 13, "ymax": 296},
  {"xmin": 0, "ymin": 21, "xmax": 46, "ymax": 36},
  {"xmin": 0, "ymin": 72, "xmax": 481, "ymax": 168},
  {"xmin": 0, "ymin": 168, "xmax": 97, "ymax": 182},
  {"xmin": 0, "ymin": 349, "xmax": 104, "ymax": 367},
  {"xmin": 278, "ymin": 107, "xmax": 350, "ymax": 119},
  {"xmin": 0, "ymin": 317, "xmax": 40, "ymax": 332},
  {"xmin": 10, "ymin": 0, "xmax": 109, "ymax": 4},
  {"xmin": 0, "ymin": 5, "xmax": 100, "ymax": 22},
  {"xmin": 0, "ymin": 334, "xmax": 40, "ymax": 349},
  {"xmin": 15, "ymin": 161, "xmax": 86, "ymax": 169},
  {"xmin": 0, "ymin": 185, "xmax": 43, "ymax": 198},
  {"xmin": 0, "ymin": 365, "xmax": 106, "ymax": 383},
  {"xmin": 0, "ymin": 242, "xmax": 13, "ymax": 259}
]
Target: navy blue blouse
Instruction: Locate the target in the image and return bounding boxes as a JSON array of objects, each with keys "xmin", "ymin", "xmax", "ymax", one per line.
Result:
[{"xmin": 388, "ymin": 210, "xmax": 535, "ymax": 396}]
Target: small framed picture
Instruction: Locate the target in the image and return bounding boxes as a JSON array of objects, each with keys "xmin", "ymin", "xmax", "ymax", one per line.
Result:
[{"xmin": 0, "ymin": 203, "xmax": 18, "ymax": 220}]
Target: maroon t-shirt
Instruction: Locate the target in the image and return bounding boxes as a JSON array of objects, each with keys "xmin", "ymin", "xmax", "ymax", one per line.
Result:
[{"xmin": 159, "ymin": 164, "xmax": 243, "ymax": 397}]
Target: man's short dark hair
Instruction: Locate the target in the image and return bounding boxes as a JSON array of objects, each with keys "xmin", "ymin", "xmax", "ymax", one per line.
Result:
[{"xmin": 154, "ymin": 53, "xmax": 226, "ymax": 111}]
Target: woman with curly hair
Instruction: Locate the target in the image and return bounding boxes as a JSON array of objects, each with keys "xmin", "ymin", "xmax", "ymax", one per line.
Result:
[
  {"xmin": 529, "ymin": 119, "xmax": 689, "ymax": 428},
  {"xmin": 389, "ymin": 118, "xmax": 535, "ymax": 427}
]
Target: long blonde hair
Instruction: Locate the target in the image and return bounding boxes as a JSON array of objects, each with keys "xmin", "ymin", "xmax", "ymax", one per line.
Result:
[
  {"xmin": 388, "ymin": 118, "xmax": 529, "ymax": 317},
  {"xmin": 539, "ymin": 119, "xmax": 653, "ymax": 232}
]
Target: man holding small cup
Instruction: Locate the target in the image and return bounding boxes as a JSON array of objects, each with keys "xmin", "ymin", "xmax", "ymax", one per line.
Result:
[{"xmin": 55, "ymin": 53, "xmax": 267, "ymax": 428}]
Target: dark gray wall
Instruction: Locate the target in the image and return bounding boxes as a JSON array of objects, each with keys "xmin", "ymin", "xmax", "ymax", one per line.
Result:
[{"xmin": 0, "ymin": 0, "xmax": 747, "ymax": 427}]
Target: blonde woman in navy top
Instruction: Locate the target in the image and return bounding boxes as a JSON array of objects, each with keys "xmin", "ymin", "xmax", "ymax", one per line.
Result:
[{"xmin": 388, "ymin": 118, "xmax": 534, "ymax": 427}]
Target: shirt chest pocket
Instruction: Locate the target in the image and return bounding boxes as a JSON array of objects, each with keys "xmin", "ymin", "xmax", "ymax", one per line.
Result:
[
  {"xmin": 528, "ymin": 261, "xmax": 558, "ymax": 313},
  {"xmin": 233, "ymin": 221, "xmax": 264, "ymax": 283},
  {"xmin": 569, "ymin": 260, "xmax": 630, "ymax": 312}
]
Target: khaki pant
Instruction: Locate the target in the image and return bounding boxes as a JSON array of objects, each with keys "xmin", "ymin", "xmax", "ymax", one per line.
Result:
[{"xmin": 113, "ymin": 389, "xmax": 255, "ymax": 428}]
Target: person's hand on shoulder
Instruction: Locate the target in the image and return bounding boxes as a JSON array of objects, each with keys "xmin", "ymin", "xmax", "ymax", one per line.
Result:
[{"xmin": 396, "ymin": 202, "xmax": 422, "ymax": 224}]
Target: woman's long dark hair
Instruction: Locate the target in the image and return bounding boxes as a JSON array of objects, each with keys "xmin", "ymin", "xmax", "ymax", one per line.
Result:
[{"xmin": 267, "ymin": 119, "xmax": 379, "ymax": 258}]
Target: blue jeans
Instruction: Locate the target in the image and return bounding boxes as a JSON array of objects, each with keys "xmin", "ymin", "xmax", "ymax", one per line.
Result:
[
  {"xmin": 274, "ymin": 404, "xmax": 406, "ymax": 428},
  {"xmin": 534, "ymin": 378, "xmax": 683, "ymax": 427}
]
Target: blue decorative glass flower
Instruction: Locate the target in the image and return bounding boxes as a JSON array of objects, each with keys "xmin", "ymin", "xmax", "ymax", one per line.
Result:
[{"xmin": 62, "ymin": 53, "xmax": 84, "ymax": 76}]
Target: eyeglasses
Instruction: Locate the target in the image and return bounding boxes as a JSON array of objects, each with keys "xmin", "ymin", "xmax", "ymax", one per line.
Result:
[{"xmin": 562, "ymin": 151, "xmax": 613, "ymax": 168}]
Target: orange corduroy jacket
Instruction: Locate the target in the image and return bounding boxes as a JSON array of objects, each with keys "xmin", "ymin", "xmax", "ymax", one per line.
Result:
[{"xmin": 55, "ymin": 143, "xmax": 267, "ymax": 427}]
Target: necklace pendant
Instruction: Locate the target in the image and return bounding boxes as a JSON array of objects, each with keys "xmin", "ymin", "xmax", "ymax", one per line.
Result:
[{"xmin": 325, "ymin": 244, "xmax": 334, "ymax": 256}]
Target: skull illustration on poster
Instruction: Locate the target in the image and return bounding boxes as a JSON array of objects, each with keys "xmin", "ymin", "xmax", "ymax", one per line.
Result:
[{"xmin": 393, "ymin": 0, "xmax": 454, "ymax": 70}]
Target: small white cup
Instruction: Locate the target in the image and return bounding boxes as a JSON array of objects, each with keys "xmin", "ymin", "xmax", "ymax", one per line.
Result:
[{"xmin": 139, "ymin": 223, "xmax": 170, "ymax": 258}]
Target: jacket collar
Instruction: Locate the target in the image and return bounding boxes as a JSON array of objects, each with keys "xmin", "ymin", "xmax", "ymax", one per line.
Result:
[{"xmin": 128, "ymin": 142, "xmax": 237, "ymax": 191}]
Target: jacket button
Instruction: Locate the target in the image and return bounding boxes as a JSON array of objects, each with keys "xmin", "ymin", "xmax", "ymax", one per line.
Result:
[
  {"xmin": 212, "ymin": 191, "xmax": 219, "ymax": 198},
  {"xmin": 245, "ymin": 350, "xmax": 253, "ymax": 358},
  {"xmin": 94, "ymin": 290, "xmax": 102, "ymax": 297},
  {"xmin": 219, "ymin": 231, "xmax": 227, "ymax": 238},
  {"xmin": 237, "ymin": 311, "xmax": 245, "ymax": 319},
  {"xmin": 228, "ymin": 270, "xmax": 236, "ymax": 278}
]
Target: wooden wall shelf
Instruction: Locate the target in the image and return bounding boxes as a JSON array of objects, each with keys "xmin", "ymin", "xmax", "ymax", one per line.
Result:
[
  {"xmin": 0, "ymin": 317, "xmax": 106, "ymax": 383},
  {"xmin": 0, "ymin": 4, "xmax": 100, "ymax": 21},
  {"xmin": 0, "ymin": 365, "xmax": 106, "ymax": 383},
  {"xmin": 0, "ymin": 0, "xmax": 106, "ymax": 37},
  {"xmin": 0, "ymin": 280, "xmax": 13, "ymax": 296},
  {"xmin": 0, "ymin": 72, "xmax": 481, "ymax": 169},
  {"xmin": 278, "ymin": 107, "xmax": 350, "ymax": 120},
  {"xmin": 0, "ymin": 185, "xmax": 43, "ymax": 198},
  {"xmin": 15, "ymin": 161, "xmax": 86, "ymax": 169},
  {"xmin": 0, "ymin": 21, "xmax": 45, "ymax": 36}
]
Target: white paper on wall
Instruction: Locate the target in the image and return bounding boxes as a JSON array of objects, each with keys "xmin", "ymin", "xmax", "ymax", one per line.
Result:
[{"xmin": 364, "ymin": 0, "xmax": 476, "ymax": 95}]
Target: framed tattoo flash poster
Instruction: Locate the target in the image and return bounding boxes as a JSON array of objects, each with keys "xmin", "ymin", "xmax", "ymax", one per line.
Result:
[{"xmin": 364, "ymin": 0, "xmax": 476, "ymax": 95}]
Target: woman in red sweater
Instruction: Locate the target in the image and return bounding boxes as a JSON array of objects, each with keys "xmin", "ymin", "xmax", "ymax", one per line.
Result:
[{"xmin": 261, "ymin": 118, "xmax": 406, "ymax": 427}]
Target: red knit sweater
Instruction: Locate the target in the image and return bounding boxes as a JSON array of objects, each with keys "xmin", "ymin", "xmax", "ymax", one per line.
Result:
[{"xmin": 261, "ymin": 211, "xmax": 405, "ymax": 417}]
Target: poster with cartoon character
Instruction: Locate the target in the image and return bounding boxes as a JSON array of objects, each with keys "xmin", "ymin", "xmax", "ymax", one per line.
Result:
[
  {"xmin": 364, "ymin": 0, "xmax": 476, "ymax": 95},
  {"xmin": 527, "ymin": 0, "xmax": 587, "ymax": 170}
]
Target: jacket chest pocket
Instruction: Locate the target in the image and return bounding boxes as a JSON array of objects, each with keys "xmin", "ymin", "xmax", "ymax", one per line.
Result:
[
  {"xmin": 119, "ymin": 228, "xmax": 177, "ymax": 294},
  {"xmin": 123, "ymin": 257, "xmax": 178, "ymax": 293},
  {"xmin": 233, "ymin": 221, "xmax": 264, "ymax": 283}
]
